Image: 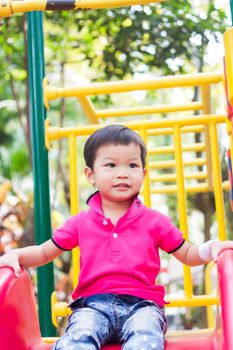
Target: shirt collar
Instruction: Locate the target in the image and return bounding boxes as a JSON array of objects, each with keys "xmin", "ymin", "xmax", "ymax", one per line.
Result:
[{"xmin": 86, "ymin": 191, "xmax": 146, "ymax": 221}]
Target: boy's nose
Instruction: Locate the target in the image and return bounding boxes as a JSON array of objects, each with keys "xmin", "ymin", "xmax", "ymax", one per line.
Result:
[
  {"xmin": 117, "ymin": 173, "xmax": 128, "ymax": 178},
  {"xmin": 116, "ymin": 167, "xmax": 129, "ymax": 178}
]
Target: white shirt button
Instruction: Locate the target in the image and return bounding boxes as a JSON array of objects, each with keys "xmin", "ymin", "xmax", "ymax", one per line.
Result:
[
  {"xmin": 103, "ymin": 220, "xmax": 108, "ymax": 225},
  {"xmin": 113, "ymin": 233, "xmax": 118, "ymax": 238}
]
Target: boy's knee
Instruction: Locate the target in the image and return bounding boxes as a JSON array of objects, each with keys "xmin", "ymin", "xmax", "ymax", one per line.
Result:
[
  {"xmin": 123, "ymin": 305, "xmax": 166, "ymax": 335},
  {"xmin": 54, "ymin": 332, "xmax": 100, "ymax": 350},
  {"xmin": 123, "ymin": 330, "xmax": 164, "ymax": 350}
]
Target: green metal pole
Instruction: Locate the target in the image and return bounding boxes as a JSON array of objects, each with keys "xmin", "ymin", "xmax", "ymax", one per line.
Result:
[{"xmin": 27, "ymin": 12, "xmax": 56, "ymax": 336}]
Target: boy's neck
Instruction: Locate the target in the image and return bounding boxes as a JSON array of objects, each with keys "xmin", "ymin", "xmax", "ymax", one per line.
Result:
[{"xmin": 101, "ymin": 198, "xmax": 133, "ymax": 225}]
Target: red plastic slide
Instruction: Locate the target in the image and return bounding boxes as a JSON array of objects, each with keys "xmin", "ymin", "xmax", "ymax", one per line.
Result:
[
  {"xmin": 0, "ymin": 249, "xmax": 233, "ymax": 350},
  {"xmin": 0, "ymin": 266, "xmax": 51, "ymax": 350}
]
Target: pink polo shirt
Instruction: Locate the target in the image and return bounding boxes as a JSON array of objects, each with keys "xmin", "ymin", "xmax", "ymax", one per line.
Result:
[{"xmin": 52, "ymin": 191, "xmax": 184, "ymax": 306}]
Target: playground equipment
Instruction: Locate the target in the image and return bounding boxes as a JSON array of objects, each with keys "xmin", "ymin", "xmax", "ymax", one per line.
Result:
[{"xmin": 1, "ymin": 1, "xmax": 233, "ymax": 349}]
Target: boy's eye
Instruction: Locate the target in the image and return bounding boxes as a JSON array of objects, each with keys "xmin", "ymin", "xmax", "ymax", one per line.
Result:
[
  {"xmin": 129, "ymin": 163, "xmax": 138, "ymax": 168},
  {"xmin": 105, "ymin": 163, "xmax": 115, "ymax": 168}
]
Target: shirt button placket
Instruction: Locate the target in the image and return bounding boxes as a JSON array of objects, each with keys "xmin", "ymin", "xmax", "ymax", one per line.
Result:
[{"xmin": 109, "ymin": 230, "xmax": 120, "ymax": 261}]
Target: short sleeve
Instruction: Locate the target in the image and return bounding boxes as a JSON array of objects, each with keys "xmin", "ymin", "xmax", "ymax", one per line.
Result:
[
  {"xmin": 52, "ymin": 215, "xmax": 79, "ymax": 251},
  {"xmin": 157, "ymin": 214, "xmax": 185, "ymax": 254}
]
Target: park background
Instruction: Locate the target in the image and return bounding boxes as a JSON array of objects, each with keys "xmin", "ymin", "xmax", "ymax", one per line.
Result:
[{"xmin": 0, "ymin": 0, "xmax": 233, "ymax": 332}]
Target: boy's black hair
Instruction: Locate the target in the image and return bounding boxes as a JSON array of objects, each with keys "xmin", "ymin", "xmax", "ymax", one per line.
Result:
[{"xmin": 84, "ymin": 124, "xmax": 147, "ymax": 170}]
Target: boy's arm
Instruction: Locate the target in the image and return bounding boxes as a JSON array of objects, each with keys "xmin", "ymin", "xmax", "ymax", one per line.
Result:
[
  {"xmin": 172, "ymin": 240, "xmax": 233, "ymax": 266},
  {"xmin": 0, "ymin": 240, "xmax": 63, "ymax": 276}
]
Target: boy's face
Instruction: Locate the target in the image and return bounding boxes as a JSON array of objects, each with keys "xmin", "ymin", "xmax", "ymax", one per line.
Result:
[{"xmin": 84, "ymin": 142, "xmax": 146, "ymax": 204}]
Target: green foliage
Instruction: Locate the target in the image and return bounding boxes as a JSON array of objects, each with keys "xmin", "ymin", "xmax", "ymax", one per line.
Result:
[
  {"xmin": 0, "ymin": 16, "xmax": 28, "ymax": 179},
  {"xmin": 0, "ymin": 142, "xmax": 30, "ymax": 178},
  {"xmin": 44, "ymin": 1, "xmax": 227, "ymax": 81}
]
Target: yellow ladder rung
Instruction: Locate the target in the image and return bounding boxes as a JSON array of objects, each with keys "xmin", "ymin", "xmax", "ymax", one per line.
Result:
[
  {"xmin": 148, "ymin": 143, "xmax": 206, "ymax": 155},
  {"xmin": 96, "ymin": 102, "xmax": 203, "ymax": 119},
  {"xmin": 149, "ymin": 181, "xmax": 230, "ymax": 194},
  {"xmin": 150, "ymin": 158, "xmax": 207, "ymax": 169},
  {"xmin": 150, "ymin": 172, "xmax": 207, "ymax": 182},
  {"xmin": 147, "ymin": 125, "xmax": 205, "ymax": 136}
]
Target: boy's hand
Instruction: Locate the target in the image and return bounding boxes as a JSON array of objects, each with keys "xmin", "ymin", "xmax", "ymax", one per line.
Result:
[
  {"xmin": 0, "ymin": 251, "xmax": 21, "ymax": 277},
  {"xmin": 210, "ymin": 240, "xmax": 233, "ymax": 262}
]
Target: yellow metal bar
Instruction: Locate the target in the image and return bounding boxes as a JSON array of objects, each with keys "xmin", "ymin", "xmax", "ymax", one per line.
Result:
[
  {"xmin": 150, "ymin": 172, "xmax": 207, "ymax": 182},
  {"xmin": 76, "ymin": 0, "xmax": 165, "ymax": 8},
  {"xmin": 209, "ymin": 122, "xmax": 227, "ymax": 240},
  {"xmin": 166, "ymin": 329, "xmax": 214, "ymax": 337},
  {"xmin": 167, "ymin": 295, "xmax": 219, "ymax": 308},
  {"xmin": 149, "ymin": 181, "xmax": 230, "ymax": 195},
  {"xmin": 148, "ymin": 143, "xmax": 205, "ymax": 155},
  {"xmin": 140, "ymin": 127, "xmax": 151, "ymax": 208},
  {"xmin": 150, "ymin": 183, "xmax": 210, "ymax": 194},
  {"xmin": 69, "ymin": 135, "xmax": 78, "ymax": 215},
  {"xmin": 150, "ymin": 158, "xmax": 207, "ymax": 169},
  {"xmin": 173, "ymin": 125, "xmax": 188, "ymax": 237},
  {"xmin": 151, "ymin": 172, "xmax": 206, "ymax": 182},
  {"xmin": 43, "ymin": 77, "xmax": 50, "ymax": 110},
  {"xmin": 78, "ymin": 96, "xmax": 99, "ymax": 124},
  {"xmin": 201, "ymin": 85, "xmax": 213, "ymax": 191},
  {"xmin": 0, "ymin": 0, "xmax": 42, "ymax": 17},
  {"xmin": 46, "ymin": 115, "xmax": 226, "ymax": 143},
  {"xmin": 96, "ymin": 102, "xmax": 203, "ymax": 119},
  {"xmin": 147, "ymin": 125, "xmax": 205, "ymax": 136},
  {"xmin": 224, "ymin": 28, "xmax": 233, "ymax": 105},
  {"xmin": 51, "ymin": 291, "xmax": 71, "ymax": 328},
  {"xmin": 204, "ymin": 261, "xmax": 216, "ymax": 328},
  {"xmin": 44, "ymin": 118, "xmax": 51, "ymax": 150},
  {"xmin": 68, "ymin": 135, "xmax": 80, "ymax": 288},
  {"xmin": 43, "ymin": 337, "xmax": 59, "ymax": 344},
  {"xmin": 44, "ymin": 73, "xmax": 223, "ymax": 104},
  {"xmin": 0, "ymin": 0, "xmax": 165, "ymax": 18},
  {"xmin": 173, "ymin": 125, "xmax": 193, "ymax": 298}
]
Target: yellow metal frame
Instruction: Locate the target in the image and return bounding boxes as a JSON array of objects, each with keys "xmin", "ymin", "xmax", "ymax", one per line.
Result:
[
  {"xmin": 47, "ymin": 114, "xmax": 229, "ymax": 327},
  {"xmin": 43, "ymin": 65, "xmax": 231, "ymax": 331},
  {"xmin": 204, "ymin": 261, "xmax": 216, "ymax": 328},
  {"xmin": 43, "ymin": 73, "xmax": 223, "ymax": 123}
]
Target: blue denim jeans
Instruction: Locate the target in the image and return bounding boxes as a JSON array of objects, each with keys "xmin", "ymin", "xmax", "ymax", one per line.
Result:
[{"xmin": 53, "ymin": 293, "xmax": 167, "ymax": 350}]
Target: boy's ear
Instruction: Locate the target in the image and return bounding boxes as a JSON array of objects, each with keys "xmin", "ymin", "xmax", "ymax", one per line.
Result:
[
  {"xmin": 143, "ymin": 168, "xmax": 147, "ymax": 177},
  {"xmin": 84, "ymin": 166, "xmax": 95, "ymax": 185}
]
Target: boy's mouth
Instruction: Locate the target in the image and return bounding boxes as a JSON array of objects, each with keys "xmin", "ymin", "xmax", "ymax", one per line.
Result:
[{"xmin": 113, "ymin": 183, "xmax": 130, "ymax": 188}]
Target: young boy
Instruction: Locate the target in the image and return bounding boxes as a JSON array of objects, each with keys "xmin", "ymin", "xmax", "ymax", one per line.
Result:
[{"xmin": 0, "ymin": 124, "xmax": 232, "ymax": 350}]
